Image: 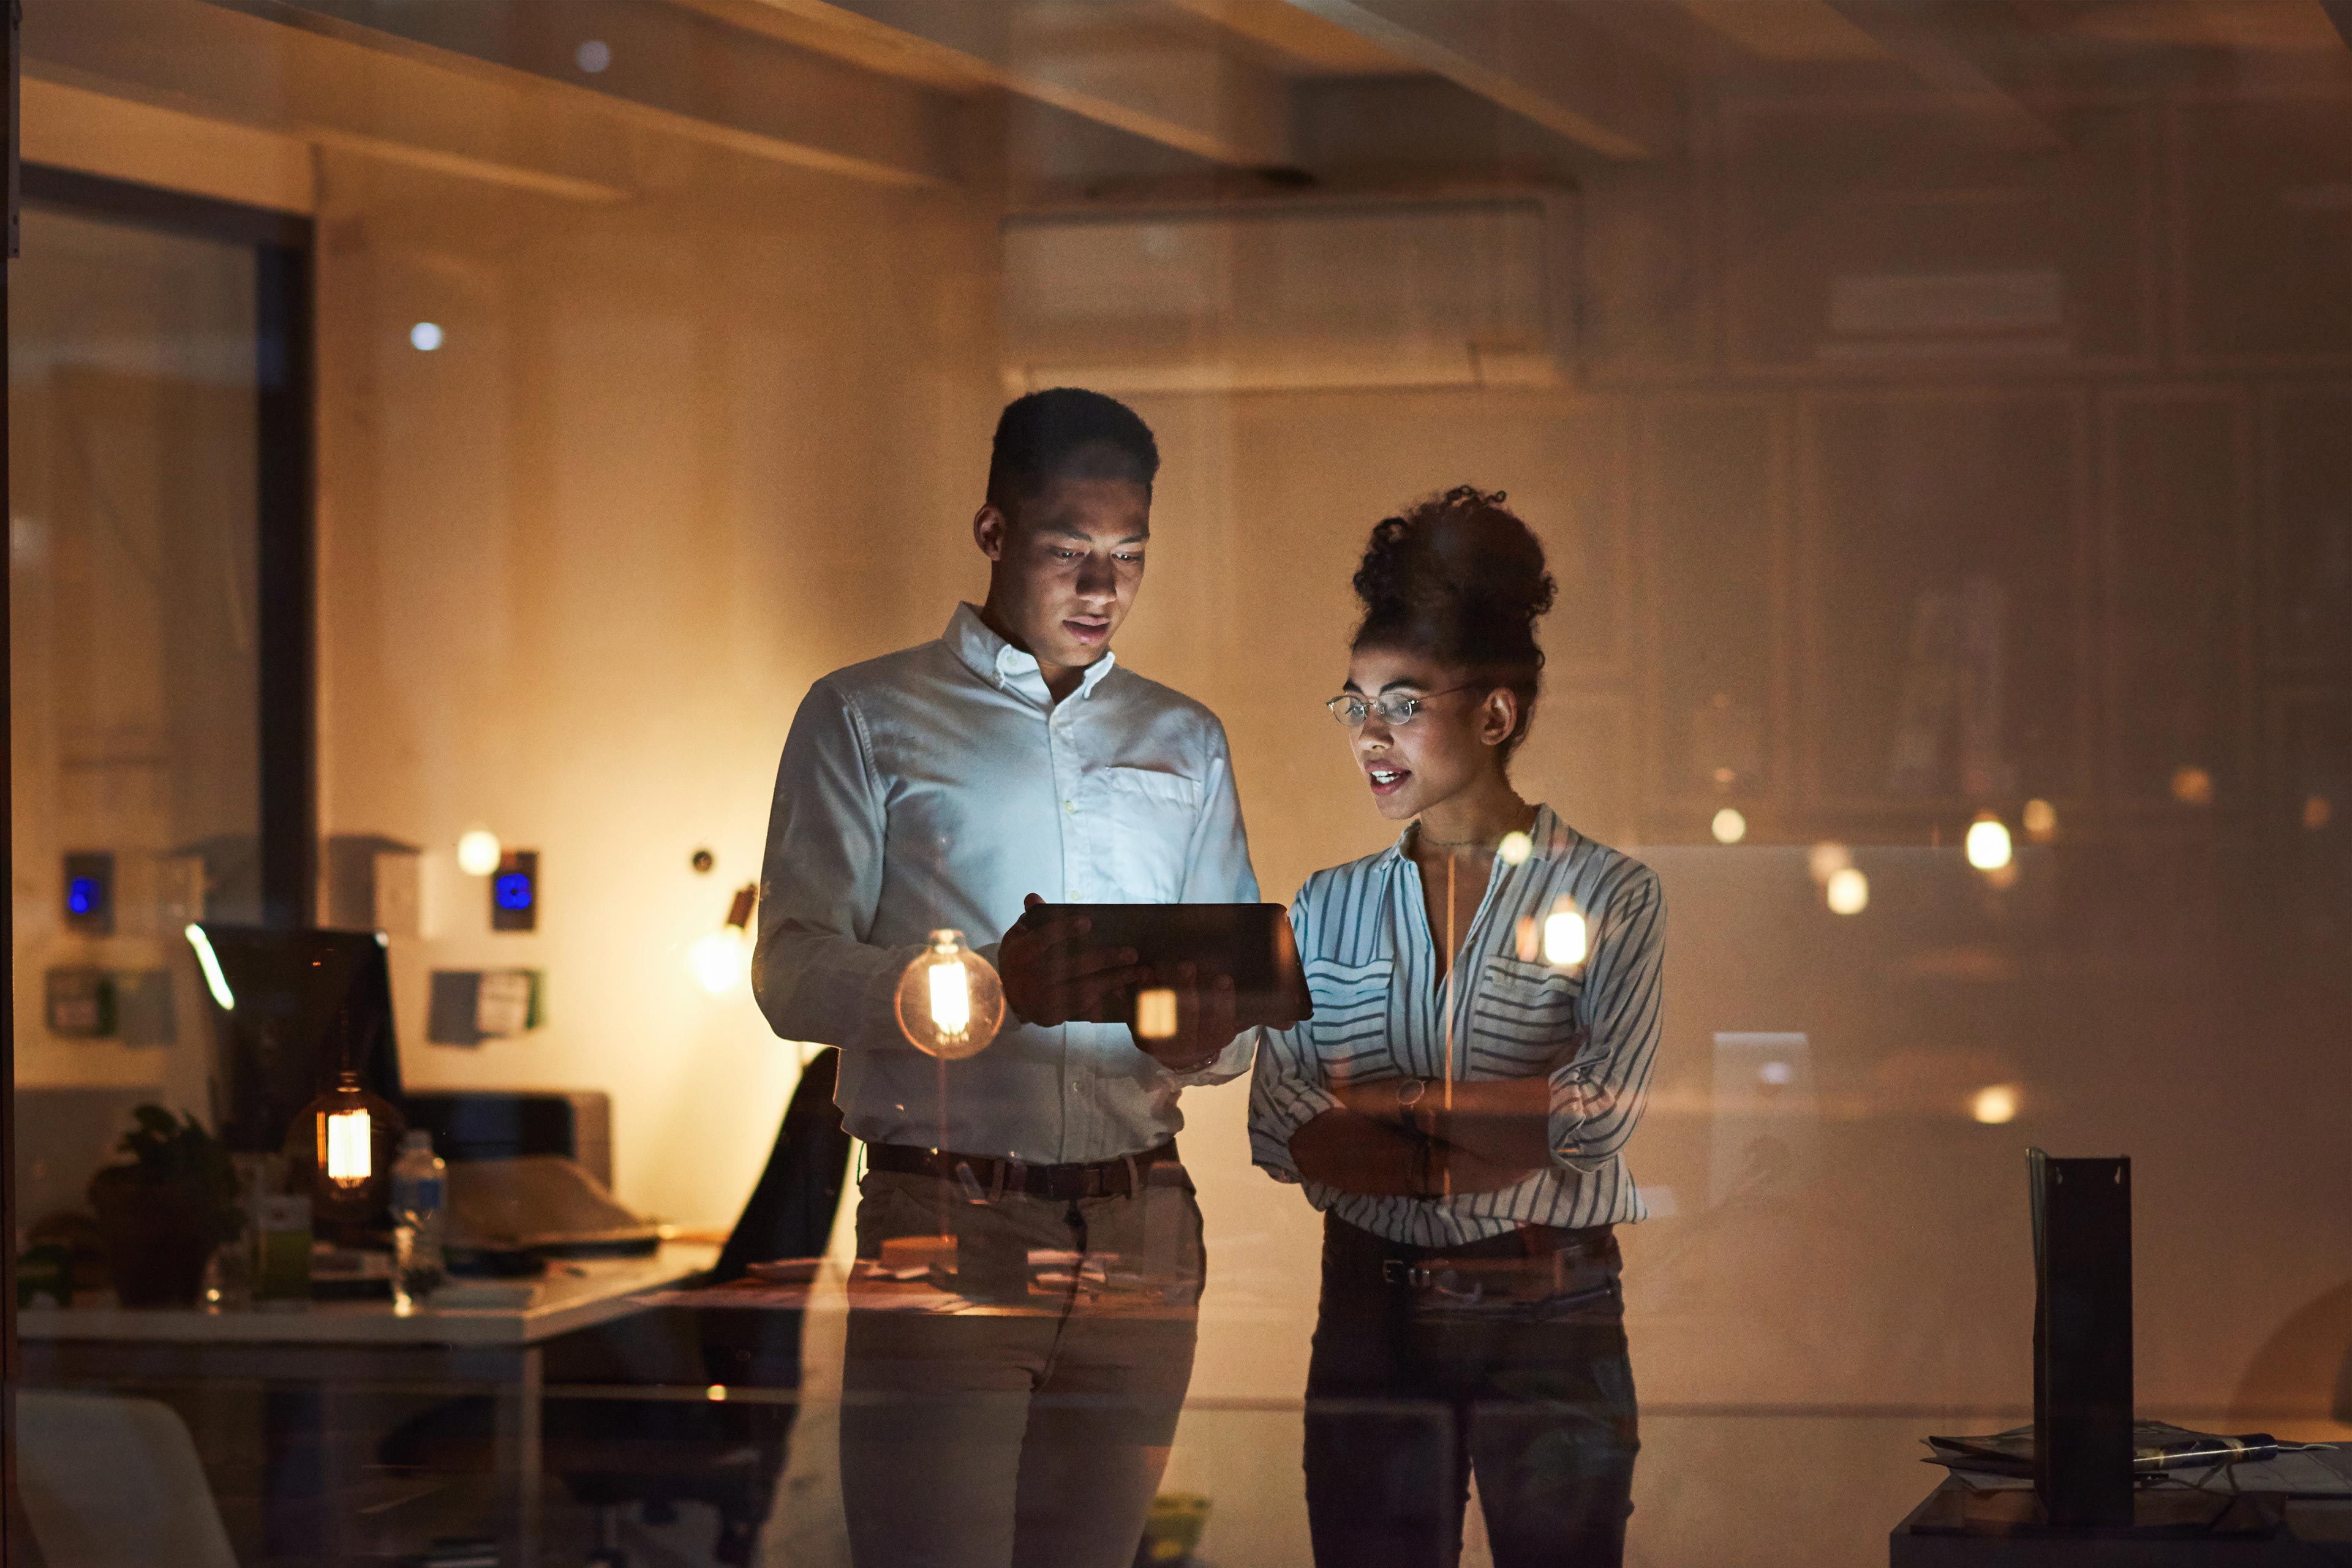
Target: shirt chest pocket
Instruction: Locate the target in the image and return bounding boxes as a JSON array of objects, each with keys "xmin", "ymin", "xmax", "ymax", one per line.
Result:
[
  {"xmin": 1088, "ymin": 767, "xmax": 1202, "ymax": 902},
  {"xmin": 1469, "ymin": 954, "xmax": 1585, "ymax": 1074},
  {"xmin": 1304, "ymin": 958, "xmax": 1393, "ymax": 1059}
]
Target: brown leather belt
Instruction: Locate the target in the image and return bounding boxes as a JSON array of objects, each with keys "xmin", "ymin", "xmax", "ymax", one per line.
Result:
[{"xmin": 867, "ymin": 1139, "xmax": 1182, "ymax": 1202}]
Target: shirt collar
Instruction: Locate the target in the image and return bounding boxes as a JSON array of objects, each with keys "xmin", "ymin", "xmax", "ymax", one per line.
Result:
[
  {"xmin": 1378, "ymin": 803, "xmax": 1572, "ymax": 867},
  {"xmin": 943, "ymin": 602, "xmax": 1119, "ymax": 702}
]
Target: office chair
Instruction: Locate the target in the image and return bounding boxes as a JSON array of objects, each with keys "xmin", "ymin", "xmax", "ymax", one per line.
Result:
[
  {"xmin": 382, "ymin": 1048, "xmax": 854, "ymax": 1567},
  {"xmin": 18, "ymin": 1389, "xmax": 243, "ymax": 1568}
]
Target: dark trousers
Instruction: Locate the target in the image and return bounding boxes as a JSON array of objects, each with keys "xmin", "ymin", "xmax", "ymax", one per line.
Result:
[{"xmin": 1303, "ymin": 1215, "xmax": 1639, "ymax": 1568}]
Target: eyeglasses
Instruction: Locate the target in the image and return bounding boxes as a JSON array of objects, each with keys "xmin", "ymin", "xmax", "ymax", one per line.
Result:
[{"xmin": 1325, "ymin": 685, "xmax": 1478, "ymax": 728}]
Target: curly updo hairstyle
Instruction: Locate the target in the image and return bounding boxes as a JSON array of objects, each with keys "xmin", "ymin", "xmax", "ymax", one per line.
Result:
[{"xmin": 1352, "ymin": 485, "xmax": 1557, "ymax": 760}]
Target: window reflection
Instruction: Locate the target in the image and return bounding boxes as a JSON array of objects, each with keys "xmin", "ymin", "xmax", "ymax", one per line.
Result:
[{"xmin": 17, "ymin": 4, "xmax": 2352, "ymax": 1566}]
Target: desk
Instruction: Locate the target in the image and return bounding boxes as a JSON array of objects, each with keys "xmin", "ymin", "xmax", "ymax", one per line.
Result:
[
  {"xmin": 21, "ymin": 1242, "xmax": 717, "ymax": 1568},
  {"xmin": 1891, "ymin": 1450, "xmax": 2352, "ymax": 1567}
]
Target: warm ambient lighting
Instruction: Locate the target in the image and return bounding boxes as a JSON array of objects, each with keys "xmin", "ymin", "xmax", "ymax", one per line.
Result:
[
  {"xmin": 1970, "ymin": 1084, "xmax": 2021, "ymax": 1125},
  {"xmin": 1964, "ymin": 814, "xmax": 2013, "ymax": 872},
  {"xmin": 1711, "ymin": 807, "xmax": 1747, "ymax": 845},
  {"xmin": 1808, "ymin": 842, "xmax": 1852, "ymax": 886},
  {"xmin": 456, "ymin": 828, "xmax": 503, "ymax": 877},
  {"xmin": 409, "ymin": 322, "xmax": 444, "ymax": 352},
  {"xmin": 690, "ymin": 928, "xmax": 748, "ymax": 995},
  {"xmin": 1497, "ymin": 830, "xmax": 1533, "ymax": 867},
  {"xmin": 325, "ymin": 1107, "xmax": 374, "ymax": 1185},
  {"xmin": 705, "ymin": 1384, "xmax": 728, "ymax": 1403},
  {"xmin": 1134, "ymin": 987, "xmax": 1179, "ymax": 1041},
  {"xmin": 2304, "ymin": 795, "xmax": 2333, "ymax": 831},
  {"xmin": 1542, "ymin": 902, "xmax": 1587, "ymax": 967},
  {"xmin": 691, "ymin": 884, "xmax": 758, "ymax": 995},
  {"xmin": 2171, "ymin": 764, "xmax": 2214, "ymax": 806},
  {"xmin": 184, "ymin": 924, "xmax": 235, "ymax": 1011},
  {"xmin": 2022, "ymin": 798, "xmax": 2058, "ymax": 842},
  {"xmin": 1825, "ymin": 867, "xmax": 1869, "ymax": 916},
  {"xmin": 895, "ymin": 930, "xmax": 1003, "ymax": 1060},
  {"xmin": 299, "ymin": 1069, "xmax": 404, "ymax": 1225}
]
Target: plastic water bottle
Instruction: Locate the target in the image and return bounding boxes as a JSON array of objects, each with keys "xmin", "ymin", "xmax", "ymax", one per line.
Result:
[{"xmin": 391, "ymin": 1130, "xmax": 447, "ymax": 1310}]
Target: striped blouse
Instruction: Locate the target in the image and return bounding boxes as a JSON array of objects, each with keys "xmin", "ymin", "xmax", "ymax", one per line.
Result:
[{"xmin": 1248, "ymin": 804, "xmax": 1665, "ymax": 1246}]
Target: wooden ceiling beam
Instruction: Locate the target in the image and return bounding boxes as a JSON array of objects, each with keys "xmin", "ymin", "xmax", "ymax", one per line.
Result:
[
  {"xmin": 1272, "ymin": 0, "xmax": 1687, "ymax": 160},
  {"xmin": 1819, "ymin": 0, "xmax": 2064, "ymax": 149},
  {"xmin": 743, "ymin": 0, "xmax": 1298, "ymax": 167},
  {"xmin": 200, "ymin": 0, "xmax": 965, "ymax": 187}
]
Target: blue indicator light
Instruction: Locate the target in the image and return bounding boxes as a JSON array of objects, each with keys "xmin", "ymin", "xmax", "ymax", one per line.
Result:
[
  {"xmin": 493, "ymin": 872, "xmax": 535, "ymax": 911},
  {"xmin": 66, "ymin": 877, "xmax": 97, "ymax": 916}
]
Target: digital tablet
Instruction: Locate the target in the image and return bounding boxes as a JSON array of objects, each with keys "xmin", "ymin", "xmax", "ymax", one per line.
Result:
[{"xmin": 1023, "ymin": 902, "xmax": 1315, "ymax": 1031}]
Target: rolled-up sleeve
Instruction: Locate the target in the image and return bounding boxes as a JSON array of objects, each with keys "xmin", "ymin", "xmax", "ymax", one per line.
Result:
[
  {"xmin": 1167, "ymin": 718, "xmax": 1262, "ymax": 1087},
  {"xmin": 1548, "ymin": 872, "xmax": 1664, "ymax": 1172},
  {"xmin": 753, "ymin": 680, "xmax": 927, "ymax": 1055}
]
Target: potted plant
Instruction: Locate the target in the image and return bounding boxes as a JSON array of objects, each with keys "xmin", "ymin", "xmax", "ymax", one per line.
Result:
[{"xmin": 86, "ymin": 1106, "xmax": 244, "ymax": 1308}]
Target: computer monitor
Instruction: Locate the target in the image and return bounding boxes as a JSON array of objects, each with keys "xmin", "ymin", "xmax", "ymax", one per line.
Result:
[{"xmin": 188, "ymin": 924, "xmax": 401, "ymax": 1156}]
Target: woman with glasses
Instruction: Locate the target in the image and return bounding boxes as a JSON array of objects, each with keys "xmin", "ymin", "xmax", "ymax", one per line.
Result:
[{"xmin": 1249, "ymin": 485, "xmax": 1664, "ymax": 1568}]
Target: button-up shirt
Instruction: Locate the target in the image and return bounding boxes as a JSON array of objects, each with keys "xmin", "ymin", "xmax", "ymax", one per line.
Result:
[
  {"xmin": 755, "ymin": 603, "xmax": 1261, "ymax": 1163},
  {"xmin": 1249, "ymin": 805, "xmax": 1665, "ymax": 1246}
]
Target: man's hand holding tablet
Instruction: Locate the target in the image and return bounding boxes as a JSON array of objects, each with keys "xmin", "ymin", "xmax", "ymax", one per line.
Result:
[
  {"xmin": 1005, "ymin": 896, "xmax": 1312, "ymax": 1069},
  {"xmin": 999, "ymin": 893, "xmax": 1151, "ymax": 1028}
]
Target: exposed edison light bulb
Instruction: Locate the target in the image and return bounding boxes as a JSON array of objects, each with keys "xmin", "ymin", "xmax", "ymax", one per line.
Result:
[
  {"xmin": 1825, "ymin": 866, "xmax": 1869, "ymax": 916},
  {"xmin": 1970, "ymin": 1084, "xmax": 2020, "ymax": 1125},
  {"xmin": 2022, "ymin": 798, "xmax": 2057, "ymax": 842},
  {"xmin": 300, "ymin": 1069, "xmax": 401, "ymax": 1223},
  {"xmin": 325, "ymin": 1107, "xmax": 374, "ymax": 1185},
  {"xmin": 1711, "ymin": 807, "xmax": 1747, "ymax": 845},
  {"xmin": 1542, "ymin": 901, "xmax": 1588, "ymax": 967},
  {"xmin": 456, "ymin": 828, "xmax": 503, "ymax": 877},
  {"xmin": 895, "ymin": 930, "xmax": 1003, "ymax": 1060},
  {"xmin": 1964, "ymin": 814, "xmax": 2013, "ymax": 872}
]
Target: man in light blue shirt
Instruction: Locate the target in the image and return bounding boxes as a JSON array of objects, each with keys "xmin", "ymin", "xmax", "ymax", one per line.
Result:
[{"xmin": 755, "ymin": 389, "xmax": 1257, "ymax": 1568}]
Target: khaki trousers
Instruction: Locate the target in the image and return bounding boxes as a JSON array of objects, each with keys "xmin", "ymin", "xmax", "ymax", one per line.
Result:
[{"xmin": 839, "ymin": 1166, "xmax": 1204, "ymax": 1568}]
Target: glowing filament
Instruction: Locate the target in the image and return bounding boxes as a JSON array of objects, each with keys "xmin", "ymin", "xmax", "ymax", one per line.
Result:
[
  {"xmin": 1134, "ymin": 987, "xmax": 1178, "ymax": 1040},
  {"xmin": 1542, "ymin": 905, "xmax": 1587, "ymax": 967},
  {"xmin": 325, "ymin": 1108, "xmax": 373, "ymax": 1185},
  {"xmin": 929, "ymin": 959, "xmax": 971, "ymax": 1039}
]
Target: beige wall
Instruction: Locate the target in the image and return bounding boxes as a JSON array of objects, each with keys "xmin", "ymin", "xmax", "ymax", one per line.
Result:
[{"xmin": 312, "ymin": 150, "xmax": 1001, "ymax": 1228}]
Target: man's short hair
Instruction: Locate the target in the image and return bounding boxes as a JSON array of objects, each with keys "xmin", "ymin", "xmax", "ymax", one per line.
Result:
[{"xmin": 985, "ymin": 388, "xmax": 1159, "ymax": 521}]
